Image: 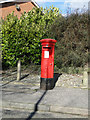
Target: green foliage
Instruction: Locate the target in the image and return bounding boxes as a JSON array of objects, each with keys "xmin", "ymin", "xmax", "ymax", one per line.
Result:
[
  {"xmin": 1, "ymin": 6, "xmax": 88, "ymax": 70},
  {"xmin": 1, "ymin": 6, "xmax": 60, "ymax": 68},
  {"xmin": 47, "ymin": 12, "xmax": 88, "ymax": 68}
]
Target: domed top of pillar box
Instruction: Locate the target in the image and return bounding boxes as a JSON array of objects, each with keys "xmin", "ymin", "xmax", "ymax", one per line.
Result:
[{"xmin": 40, "ymin": 39, "xmax": 57, "ymax": 46}]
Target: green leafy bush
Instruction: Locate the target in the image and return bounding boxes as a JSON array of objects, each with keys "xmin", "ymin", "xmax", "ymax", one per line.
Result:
[
  {"xmin": 1, "ymin": 6, "xmax": 88, "ymax": 70},
  {"xmin": 47, "ymin": 12, "xmax": 89, "ymax": 68},
  {"xmin": 1, "ymin": 6, "xmax": 60, "ymax": 69}
]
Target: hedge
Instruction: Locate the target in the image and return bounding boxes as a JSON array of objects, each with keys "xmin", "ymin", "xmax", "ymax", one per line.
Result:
[
  {"xmin": 47, "ymin": 12, "xmax": 89, "ymax": 68},
  {"xmin": 1, "ymin": 7, "xmax": 89, "ymax": 70},
  {"xmin": 1, "ymin": 6, "xmax": 60, "ymax": 68}
]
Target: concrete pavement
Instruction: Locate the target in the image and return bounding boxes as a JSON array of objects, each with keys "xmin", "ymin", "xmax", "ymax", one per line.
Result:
[
  {"xmin": 1, "ymin": 73, "xmax": 89, "ymax": 119},
  {"xmin": 2, "ymin": 109, "xmax": 88, "ymax": 119}
]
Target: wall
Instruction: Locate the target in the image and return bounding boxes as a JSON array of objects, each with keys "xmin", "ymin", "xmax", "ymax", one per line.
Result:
[{"xmin": 0, "ymin": 2, "xmax": 35, "ymax": 19}]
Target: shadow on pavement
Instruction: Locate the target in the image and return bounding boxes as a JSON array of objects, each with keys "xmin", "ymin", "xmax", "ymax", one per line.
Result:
[
  {"xmin": 2, "ymin": 74, "xmax": 29, "ymax": 87},
  {"xmin": 53, "ymin": 73, "xmax": 62, "ymax": 87},
  {"xmin": 26, "ymin": 73, "xmax": 61, "ymax": 120},
  {"xmin": 2, "ymin": 79, "xmax": 17, "ymax": 87},
  {"xmin": 26, "ymin": 90, "xmax": 47, "ymax": 120},
  {"xmin": 20, "ymin": 74, "xmax": 29, "ymax": 80}
]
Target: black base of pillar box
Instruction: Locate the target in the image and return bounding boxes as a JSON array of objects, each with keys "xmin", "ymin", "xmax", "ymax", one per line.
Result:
[{"xmin": 40, "ymin": 78, "xmax": 54, "ymax": 90}]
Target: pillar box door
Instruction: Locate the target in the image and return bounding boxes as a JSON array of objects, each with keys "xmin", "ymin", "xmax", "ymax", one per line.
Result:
[{"xmin": 40, "ymin": 39, "xmax": 57, "ymax": 90}]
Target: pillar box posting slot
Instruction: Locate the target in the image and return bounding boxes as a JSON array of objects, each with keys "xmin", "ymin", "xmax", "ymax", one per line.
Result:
[{"xmin": 40, "ymin": 39, "xmax": 57, "ymax": 90}]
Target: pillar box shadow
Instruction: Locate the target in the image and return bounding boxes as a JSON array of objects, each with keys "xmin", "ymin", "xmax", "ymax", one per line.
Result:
[
  {"xmin": 40, "ymin": 73, "xmax": 62, "ymax": 90},
  {"xmin": 53, "ymin": 73, "xmax": 62, "ymax": 87},
  {"xmin": 26, "ymin": 90, "xmax": 47, "ymax": 120},
  {"xmin": 26, "ymin": 73, "xmax": 61, "ymax": 119}
]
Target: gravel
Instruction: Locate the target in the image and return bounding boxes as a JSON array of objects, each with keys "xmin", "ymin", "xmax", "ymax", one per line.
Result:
[{"xmin": 1, "ymin": 68, "xmax": 85, "ymax": 88}]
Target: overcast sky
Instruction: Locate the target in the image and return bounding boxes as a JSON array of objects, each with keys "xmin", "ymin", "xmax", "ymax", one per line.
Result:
[{"xmin": 35, "ymin": 0, "xmax": 90, "ymax": 15}]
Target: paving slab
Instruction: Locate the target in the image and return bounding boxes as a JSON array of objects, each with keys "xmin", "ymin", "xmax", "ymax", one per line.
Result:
[
  {"xmin": 1, "ymin": 73, "xmax": 89, "ymax": 118},
  {"xmin": 2, "ymin": 85, "xmax": 88, "ymax": 116},
  {"xmin": 2, "ymin": 109, "xmax": 88, "ymax": 119}
]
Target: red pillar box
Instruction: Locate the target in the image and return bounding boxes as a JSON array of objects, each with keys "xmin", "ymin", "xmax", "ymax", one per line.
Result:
[{"xmin": 40, "ymin": 39, "xmax": 57, "ymax": 90}]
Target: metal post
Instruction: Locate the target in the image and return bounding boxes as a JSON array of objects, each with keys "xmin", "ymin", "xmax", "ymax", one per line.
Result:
[
  {"xmin": 17, "ymin": 60, "xmax": 21, "ymax": 81},
  {"xmin": 83, "ymin": 64, "xmax": 88, "ymax": 88}
]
